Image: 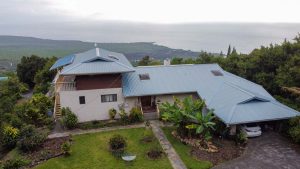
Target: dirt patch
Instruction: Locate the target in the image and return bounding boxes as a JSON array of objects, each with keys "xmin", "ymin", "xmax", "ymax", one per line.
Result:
[
  {"xmin": 147, "ymin": 149, "xmax": 163, "ymax": 159},
  {"xmin": 191, "ymin": 137, "xmax": 245, "ymax": 166},
  {"xmin": 27, "ymin": 136, "xmax": 70, "ymax": 167}
]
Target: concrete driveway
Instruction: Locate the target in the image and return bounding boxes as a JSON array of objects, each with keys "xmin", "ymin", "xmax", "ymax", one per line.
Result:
[{"xmin": 213, "ymin": 131, "xmax": 300, "ymax": 169}]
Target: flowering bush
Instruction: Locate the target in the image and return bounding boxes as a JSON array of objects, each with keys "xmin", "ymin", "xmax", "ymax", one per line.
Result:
[{"xmin": 2, "ymin": 125, "xmax": 19, "ymax": 148}]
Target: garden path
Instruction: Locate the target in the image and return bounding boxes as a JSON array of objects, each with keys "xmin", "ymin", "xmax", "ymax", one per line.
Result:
[{"xmin": 150, "ymin": 120, "xmax": 187, "ymax": 169}]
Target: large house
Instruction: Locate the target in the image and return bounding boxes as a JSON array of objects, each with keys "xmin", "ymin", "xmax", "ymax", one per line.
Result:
[{"xmin": 50, "ymin": 47, "xmax": 300, "ymax": 130}]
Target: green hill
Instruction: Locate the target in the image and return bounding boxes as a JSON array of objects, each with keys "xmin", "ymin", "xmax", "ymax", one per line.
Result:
[{"xmin": 0, "ymin": 35, "xmax": 200, "ymax": 71}]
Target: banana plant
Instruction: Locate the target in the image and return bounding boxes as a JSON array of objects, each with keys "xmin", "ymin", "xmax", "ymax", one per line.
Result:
[{"xmin": 186, "ymin": 111, "xmax": 215, "ymax": 141}]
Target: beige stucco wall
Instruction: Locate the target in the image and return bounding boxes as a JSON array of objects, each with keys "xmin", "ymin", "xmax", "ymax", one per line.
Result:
[
  {"xmin": 60, "ymin": 88, "xmax": 137, "ymax": 122},
  {"xmin": 156, "ymin": 93, "xmax": 199, "ymax": 104}
]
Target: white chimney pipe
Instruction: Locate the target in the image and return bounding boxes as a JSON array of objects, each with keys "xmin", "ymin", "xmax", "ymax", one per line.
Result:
[{"xmin": 164, "ymin": 58, "xmax": 171, "ymax": 66}]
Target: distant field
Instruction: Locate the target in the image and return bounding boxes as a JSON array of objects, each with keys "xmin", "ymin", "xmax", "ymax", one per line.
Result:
[{"xmin": 0, "ymin": 36, "xmax": 200, "ymax": 71}]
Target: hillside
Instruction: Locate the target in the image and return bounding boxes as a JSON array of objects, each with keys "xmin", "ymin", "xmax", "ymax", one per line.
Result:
[{"xmin": 0, "ymin": 36, "xmax": 199, "ymax": 71}]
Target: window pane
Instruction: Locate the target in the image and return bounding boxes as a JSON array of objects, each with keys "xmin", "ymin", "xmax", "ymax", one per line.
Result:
[
  {"xmin": 79, "ymin": 96, "xmax": 85, "ymax": 104},
  {"xmin": 101, "ymin": 94, "xmax": 117, "ymax": 102}
]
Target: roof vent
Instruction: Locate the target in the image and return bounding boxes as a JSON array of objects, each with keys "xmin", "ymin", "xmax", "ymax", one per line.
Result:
[
  {"xmin": 139, "ymin": 73, "xmax": 150, "ymax": 80},
  {"xmin": 96, "ymin": 48, "xmax": 100, "ymax": 56},
  {"xmin": 211, "ymin": 70, "xmax": 223, "ymax": 76},
  {"xmin": 108, "ymin": 55, "xmax": 119, "ymax": 60}
]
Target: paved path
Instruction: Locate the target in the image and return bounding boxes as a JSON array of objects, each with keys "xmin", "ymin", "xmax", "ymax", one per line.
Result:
[
  {"xmin": 213, "ymin": 131, "xmax": 300, "ymax": 169},
  {"xmin": 48, "ymin": 123, "xmax": 145, "ymax": 139},
  {"xmin": 150, "ymin": 120, "xmax": 187, "ymax": 169}
]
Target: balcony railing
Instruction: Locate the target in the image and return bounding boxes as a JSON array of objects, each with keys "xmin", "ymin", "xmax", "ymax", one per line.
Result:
[{"xmin": 57, "ymin": 82, "xmax": 76, "ymax": 91}]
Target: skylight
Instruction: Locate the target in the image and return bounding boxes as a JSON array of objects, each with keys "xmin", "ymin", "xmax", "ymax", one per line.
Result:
[
  {"xmin": 211, "ymin": 70, "xmax": 223, "ymax": 76},
  {"xmin": 139, "ymin": 73, "xmax": 150, "ymax": 80}
]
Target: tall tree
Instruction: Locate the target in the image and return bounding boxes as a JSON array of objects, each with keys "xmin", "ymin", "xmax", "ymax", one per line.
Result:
[
  {"xmin": 226, "ymin": 45, "xmax": 232, "ymax": 57},
  {"xmin": 17, "ymin": 55, "xmax": 47, "ymax": 88}
]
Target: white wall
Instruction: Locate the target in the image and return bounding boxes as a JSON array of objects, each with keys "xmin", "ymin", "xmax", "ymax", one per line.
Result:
[
  {"xmin": 60, "ymin": 89, "xmax": 198, "ymax": 122},
  {"xmin": 60, "ymin": 88, "xmax": 137, "ymax": 122}
]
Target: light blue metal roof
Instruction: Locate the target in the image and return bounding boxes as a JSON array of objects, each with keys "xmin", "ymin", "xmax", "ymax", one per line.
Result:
[
  {"xmin": 122, "ymin": 64, "xmax": 300, "ymax": 125},
  {"xmin": 50, "ymin": 54, "xmax": 75, "ymax": 70},
  {"xmin": 0, "ymin": 77, "xmax": 8, "ymax": 81},
  {"xmin": 53, "ymin": 48, "xmax": 134, "ymax": 75}
]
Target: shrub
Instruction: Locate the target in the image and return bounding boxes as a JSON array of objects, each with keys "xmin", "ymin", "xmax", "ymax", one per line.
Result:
[
  {"xmin": 129, "ymin": 107, "xmax": 143, "ymax": 123},
  {"xmin": 2, "ymin": 158, "xmax": 28, "ymax": 169},
  {"xmin": 119, "ymin": 109, "xmax": 129, "ymax": 124},
  {"xmin": 2, "ymin": 125, "xmax": 19, "ymax": 148},
  {"xmin": 62, "ymin": 107, "xmax": 78, "ymax": 129},
  {"xmin": 109, "ymin": 134, "xmax": 127, "ymax": 157},
  {"xmin": 288, "ymin": 116, "xmax": 300, "ymax": 143},
  {"xmin": 18, "ymin": 125, "xmax": 47, "ymax": 152},
  {"xmin": 61, "ymin": 141, "xmax": 72, "ymax": 156},
  {"xmin": 108, "ymin": 108, "xmax": 117, "ymax": 120},
  {"xmin": 109, "ymin": 134, "xmax": 127, "ymax": 150},
  {"xmin": 3, "ymin": 113, "xmax": 23, "ymax": 128},
  {"xmin": 235, "ymin": 130, "xmax": 248, "ymax": 145}
]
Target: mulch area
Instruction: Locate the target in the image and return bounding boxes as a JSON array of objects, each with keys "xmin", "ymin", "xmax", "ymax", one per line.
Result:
[
  {"xmin": 190, "ymin": 137, "xmax": 245, "ymax": 166},
  {"xmin": 27, "ymin": 136, "xmax": 70, "ymax": 167}
]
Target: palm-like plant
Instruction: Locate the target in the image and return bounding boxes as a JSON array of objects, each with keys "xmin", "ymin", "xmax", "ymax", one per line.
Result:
[
  {"xmin": 186, "ymin": 111, "xmax": 215, "ymax": 141},
  {"xmin": 161, "ymin": 96, "xmax": 215, "ymax": 139}
]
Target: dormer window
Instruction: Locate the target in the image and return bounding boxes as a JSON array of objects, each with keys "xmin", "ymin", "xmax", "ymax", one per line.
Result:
[
  {"xmin": 139, "ymin": 73, "xmax": 150, "ymax": 80},
  {"xmin": 211, "ymin": 70, "xmax": 223, "ymax": 76}
]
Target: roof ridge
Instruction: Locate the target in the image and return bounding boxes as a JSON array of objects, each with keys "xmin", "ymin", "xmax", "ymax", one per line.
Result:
[
  {"xmin": 223, "ymin": 71, "xmax": 263, "ymax": 87},
  {"xmin": 114, "ymin": 60, "xmax": 135, "ymax": 71},
  {"xmin": 137, "ymin": 63, "xmax": 219, "ymax": 68},
  {"xmin": 60, "ymin": 62, "xmax": 83, "ymax": 74},
  {"xmin": 227, "ymin": 104, "xmax": 238, "ymax": 124},
  {"xmin": 270, "ymin": 100, "xmax": 299, "ymax": 115},
  {"xmin": 224, "ymin": 81, "xmax": 256, "ymax": 98}
]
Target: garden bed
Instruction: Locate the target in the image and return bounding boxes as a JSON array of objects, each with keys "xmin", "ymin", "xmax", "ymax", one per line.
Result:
[
  {"xmin": 77, "ymin": 119, "xmax": 143, "ymax": 130},
  {"xmin": 27, "ymin": 136, "xmax": 70, "ymax": 167},
  {"xmin": 191, "ymin": 137, "xmax": 245, "ymax": 165}
]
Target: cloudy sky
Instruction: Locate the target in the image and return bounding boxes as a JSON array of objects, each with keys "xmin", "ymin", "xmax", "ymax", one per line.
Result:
[
  {"xmin": 0, "ymin": 0, "xmax": 300, "ymax": 52},
  {"xmin": 1, "ymin": 0, "xmax": 300, "ymax": 24}
]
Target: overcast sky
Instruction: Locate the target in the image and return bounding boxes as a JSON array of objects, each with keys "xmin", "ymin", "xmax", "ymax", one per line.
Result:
[
  {"xmin": 1, "ymin": 0, "xmax": 300, "ymax": 24},
  {"xmin": 0, "ymin": 0, "xmax": 300, "ymax": 53}
]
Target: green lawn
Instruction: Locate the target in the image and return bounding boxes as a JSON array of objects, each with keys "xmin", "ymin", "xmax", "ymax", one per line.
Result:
[
  {"xmin": 35, "ymin": 128, "xmax": 172, "ymax": 169},
  {"xmin": 162, "ymin": 127, "xmax": 212, "ymax": 169}
]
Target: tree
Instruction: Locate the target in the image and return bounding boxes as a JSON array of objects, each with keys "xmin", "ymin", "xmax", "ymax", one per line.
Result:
[
  {"xmin": 137, "ymin": 55, "xmax": 161, "ymax": 66},
  {"xmin": 0, "ymin": 73, "xmax": 27, "ymax": 120},
  {"xmin": 17, "ymin": 55, "xmax": 47, "ymax": 88},
  {"xmin": 138, "ymin": 56, "xmax": 151, "ymax": 66},
  {"xmin": 226, "ymin": 45, "xmax": 232, "ymax": 57},
  {"xmin": 34, "ymin": 57, "xmax": 57, "ymax": 94}
]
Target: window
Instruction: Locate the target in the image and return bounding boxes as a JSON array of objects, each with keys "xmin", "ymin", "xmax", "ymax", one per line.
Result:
[
  {"xmin": 79, "ymin": 96, "xmax": 85, "ymax": 104},
  {"xmin": 139, "ymin": 73, "xmax": 150, "ymax": 80},
  {"xmin": 211, "ymin": 70, "xmax": 223, "ymax": 76},
  {"xmin": 101, "ymin": 94, "xmax": 117, "ymax": 102}
]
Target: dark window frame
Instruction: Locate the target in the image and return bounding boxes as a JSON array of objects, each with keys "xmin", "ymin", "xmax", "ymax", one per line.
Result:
[
  {"xmin": 79, "ymin": 96, "xmax": 86, "ymax": 104},
  {"xmin": 101, "ymin": 94, "xmax": 117, "ymax": 103}
]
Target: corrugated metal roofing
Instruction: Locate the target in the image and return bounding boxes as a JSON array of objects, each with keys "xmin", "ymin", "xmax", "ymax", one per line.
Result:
[
  {"xmin": 51, "ymin": 47, "xmax": 300, "ymax": 125},
  {"xmin": 56, "ymin": 48, "xmax": 134, "ymax": 75},
  {"xmin": 50, "ymin": 54, "xmax": 75, "ymax": 70},
  {"xmin": 122, "ymin": 64, "xmax": 300, "ymax": 125}
]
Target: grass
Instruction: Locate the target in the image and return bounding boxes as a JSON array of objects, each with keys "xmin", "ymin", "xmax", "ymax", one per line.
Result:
[
  {"xmin": 162, "ymin": 127, "xmax": 213, "ymax": 169},
  {"xmin": 35, "ymin": 128, "xmax": 172, "ymax": 169}
]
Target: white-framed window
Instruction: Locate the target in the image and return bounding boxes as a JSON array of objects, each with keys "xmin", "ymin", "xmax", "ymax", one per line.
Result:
[{"xmin": 101, "ymin": 94, "xmax": 117, "ymax": 103}]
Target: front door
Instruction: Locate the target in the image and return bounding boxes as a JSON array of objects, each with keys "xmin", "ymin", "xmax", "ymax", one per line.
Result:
[{"xmin": 140, "ymin": 96, "xmax": 156, "ymax": 113}]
